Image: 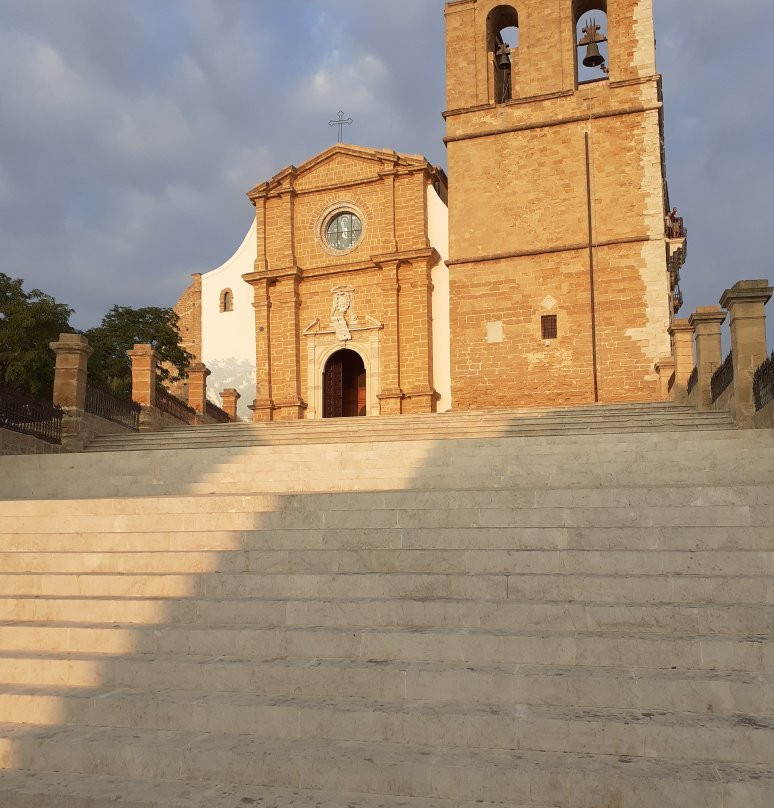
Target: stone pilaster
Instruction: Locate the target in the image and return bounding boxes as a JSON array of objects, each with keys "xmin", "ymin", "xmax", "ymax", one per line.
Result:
[
  {"xmin": 243, "ymin": 273, "xmax": 274, "ymax": 422},
  {"xmin": 50, "ymin": 333, "xmax": 92, "ymax": 411},
  {"xmin": 688, "ymin": 307, "xmax": 727, "ymax": 410},
  {"xmin": 719, "ymin": 280, "xmax": 773, "ymax": 427},
  {"xmin": 375, "ymin": 257, "xmax": 404, "ymax": 415}
]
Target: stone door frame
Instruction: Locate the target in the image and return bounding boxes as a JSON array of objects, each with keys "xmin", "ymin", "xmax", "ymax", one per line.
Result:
[{"xmin": 304, "ymin": 320, "xmax": 383, "ymax": 419}]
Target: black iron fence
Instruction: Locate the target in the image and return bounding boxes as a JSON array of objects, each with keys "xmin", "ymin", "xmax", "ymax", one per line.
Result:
[
  {"xmin": 85, "ymin": 382, "xmax": 141, "ymax": 432},
  {"xmin": 206, "ymin": 400, "xmax": 231, "ymax": 424},
  {"xmin": 753, "ymin": 352, "xmax": 774, "ymax": 412},
  {"xmin": 711, "ymin": 352, "xmax": 734, "ymax": 403},
  {"xmin": 0, "ymin": 385, "xmax": 63, "ymax": 445},
  {"xmin": 156, "ymin": 385, "xmax": 197, "ymax": 425},
  {"xmin": 687, "ymin": 366, "xmax": 698, "ymax": 396}
]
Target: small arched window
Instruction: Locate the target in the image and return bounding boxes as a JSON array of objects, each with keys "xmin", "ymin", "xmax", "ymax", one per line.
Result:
[
  {"xmin": 487, "ymin": 5, "xmax": 519, "ymax": 104},
  {"xmin": 220, "ymin": 288, "xmax": 234, "ymax": 313},
  {"xmin": 574, "ymin": 1, "xmax": 609, "ymax": 85}
]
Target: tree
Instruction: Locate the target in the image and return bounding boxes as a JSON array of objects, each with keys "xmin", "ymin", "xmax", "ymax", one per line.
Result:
[
  {"xmin": 85, "ymin": 306, "xmax": 192, "ymax": 395},
  {"xmin": 0, "ymin": 273, "xmax": 73, "ymax": 396}
]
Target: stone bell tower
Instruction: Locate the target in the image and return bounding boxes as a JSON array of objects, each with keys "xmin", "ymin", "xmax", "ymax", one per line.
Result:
[{"xmin": 444, "ymin": 0, "xmax": 680, "ymax": 409}]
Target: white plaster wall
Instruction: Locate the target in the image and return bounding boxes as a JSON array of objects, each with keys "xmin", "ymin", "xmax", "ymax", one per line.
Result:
[
  {"xmin": 201, "ymin": 221, "xmax": 257, "ymax": 420},
  {"xmin": 428, "ymin": 186, "xmax": 452, "ymax": 412}
]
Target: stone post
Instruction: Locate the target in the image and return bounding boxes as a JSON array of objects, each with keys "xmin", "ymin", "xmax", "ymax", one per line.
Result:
[
  {"xmin": 688, "ymin": 307, "xmax": 727, "ymax": 410},
  {"xmin": 50, "ymin": 333, "xmax": 92, "ymax": 411},
  {"xmin": 187, "ymin": 363, "xmax": 211, "ymax": 414},
  {"xmin": 719, "ymin": 280, "xmax": 773, "ymax": 427},
  {"xmin": 220, "ymin": 389, "xmax": 241, "ymax": 422},
  {"xmin": 669, "ymin": 318, "xmax": 694, "ymax": 401},
  {"xmin": 127, "ymin": 344, "xmax": 158, "ymax": 408},
  {"xmin": 654, "ymin": 357, "xmax": 676, "ymax": 401}
]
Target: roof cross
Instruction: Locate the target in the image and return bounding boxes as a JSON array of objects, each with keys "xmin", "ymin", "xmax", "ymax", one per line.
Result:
[{"xmin": 329, "ymin": 111, "xmax": 353, "ymax": 143}]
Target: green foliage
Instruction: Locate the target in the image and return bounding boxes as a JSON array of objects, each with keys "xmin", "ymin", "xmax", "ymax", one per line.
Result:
[
  {"xmin": 85, "ymin": 306, "xmax": 192, "ymax": 396},
  {"xmin": 0, "ymin": 273, "xmax": 73, "ymax": 396}
]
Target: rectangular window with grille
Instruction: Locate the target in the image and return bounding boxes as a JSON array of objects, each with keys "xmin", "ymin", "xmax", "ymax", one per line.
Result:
[{"xmin": 541, "ymin": 315, "xmax": 558, "ymax": 340}]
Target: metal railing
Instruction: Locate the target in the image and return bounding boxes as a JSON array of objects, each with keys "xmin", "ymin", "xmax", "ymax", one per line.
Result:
[
  {"xmin": 205, "ymin": 399, "xmax": 231, "ymax": 424},
  {"xmin": 711, "ymin": 352, "xmax": 734, "ymax": 403},
  {"xmin": 156, "ymin": 385, "xmax": 197, "ymax": 425},
  {"xmin": 666, "ymin": 218, "xmax": 686, "ymax": 239},
  {"xmin": 686, "ymin": 366, "xmax": 698, "ymax": 396},
  {"xmin": 85, "ymin": 382, "xmax": 141, "ymax": 432},
  {"xmin": 753, "ymin": 352, "xmax": 774, "ymax": 412},
  {"xmin": 0, "ymin": 384, "xmax": 63, "ymax": 445}
]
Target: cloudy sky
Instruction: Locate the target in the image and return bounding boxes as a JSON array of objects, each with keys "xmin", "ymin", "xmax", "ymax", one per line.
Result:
[{"xmin": 1, "ymin": 0, "xmax": 772, "ymax": 348}]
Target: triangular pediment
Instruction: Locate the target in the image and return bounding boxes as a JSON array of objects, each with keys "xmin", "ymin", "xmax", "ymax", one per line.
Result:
[{"xmin": 247, "ymin": 145, "xmax": 431, "ymax": 200}]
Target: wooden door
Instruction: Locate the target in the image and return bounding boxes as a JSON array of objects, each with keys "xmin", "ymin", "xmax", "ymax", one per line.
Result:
[
  {"xmin": 324, "ymin": 357, "xmax": 343, "ymax": 418},
  {"xmin": 357, "ymin": 371, "xmax": 367, "ymax": 416}
]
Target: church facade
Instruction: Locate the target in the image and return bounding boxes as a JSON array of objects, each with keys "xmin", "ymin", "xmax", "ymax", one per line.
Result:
[{"xmin": 176, "ymin": 0, "xmax": 684, "ymax": 421}]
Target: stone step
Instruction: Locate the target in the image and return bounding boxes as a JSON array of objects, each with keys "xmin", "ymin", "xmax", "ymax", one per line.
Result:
[
  {"xmin": 0, "ymin": 770, "xmax": 552, "ymax": 808},
  {"xmin": 86, "ymin": 418, "xmax": 736, "ymax": 451},
  {"xmin": 2, "ymin": 686, "xmax": 771, "ymax": 765},
  {"xmin": 0, "ymin": 571, "xmax": 769, "ymax": 603},
  {"xmin": 1, "ymin": 596, "xmax": 770, "ymax": 634},
  {"xmin": 1, "ymin": 653, "xmax": 769, "ymax": 716},
  {"xmin": 4, "ymin": 459, "xmax": 773, "ymax": 499},
  {"xmin": 2, "ymin": 724, "xmax": 772, "ymax": 807},
  {"xmin": 3, "ymin": 484, "xmax": 773, "ymax": 516},
  {"xmin": 0, "ymin": 623, "xmax": 769, "ymax": 671},
  {"xmin": 2, "ymin": 503, "xmax": 769, "ymax": 535},
  {"xmin": 2, "ymin": 526, "xmax": 770, "ymax": 553},
  {"xmin": 2, "ymin": 547, "xmax": 769, "ymax": 575}
]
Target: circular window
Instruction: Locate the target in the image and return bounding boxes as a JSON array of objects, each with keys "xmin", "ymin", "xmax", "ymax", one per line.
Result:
[{"xmin": 326, "ymin": 212, "xmax": 362, "ymax": 251}]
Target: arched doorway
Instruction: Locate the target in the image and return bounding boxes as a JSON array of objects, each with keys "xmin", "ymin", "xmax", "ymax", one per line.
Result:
[{"xmin": 323, "ymin": 349, "xmax": 367, "ymax": 418}]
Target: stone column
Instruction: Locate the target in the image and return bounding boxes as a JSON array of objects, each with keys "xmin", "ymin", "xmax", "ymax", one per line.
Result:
[
  {"xmin": 669, "ymin": 318, "xmax": 694, "ymax": 400},
  {"xmin": 654, "ymin": 357, "xmax": 676, "ymax": 401},
  {"xmin": 719, "ymin": 280, "xmax": 773, "ymax": 426},
  {"xmin": 50, "ymin": 333, "xmax": 92, "ymax": 411},
  {"xmin": 220, "ymin": 389, "xmax": 241, "ymax": 422},
  {"xmin": 688, "ymin": 307, "xmax": 727, "ymax": 410},
  {"xmin": 127, "ymin": 344, "xmax": 158, "ymax": 408},
  {"xmin": 187, "ymin": 363, "xmax": 211, "ymax": 414}
]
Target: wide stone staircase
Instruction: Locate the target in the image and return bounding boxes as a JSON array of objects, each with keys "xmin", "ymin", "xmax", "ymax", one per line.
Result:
[{"xmin": 0, "ymin": 404, "xmax": 771, "ymax": 808}]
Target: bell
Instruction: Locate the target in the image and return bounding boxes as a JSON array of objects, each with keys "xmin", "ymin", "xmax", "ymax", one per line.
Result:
[
  {"xmin": 583, "ymin": 41, "xmax": 605, "ymax": 68},
  {"xmin": 495, "ymin": 44, "xmax": 511, "ymax": 71}
]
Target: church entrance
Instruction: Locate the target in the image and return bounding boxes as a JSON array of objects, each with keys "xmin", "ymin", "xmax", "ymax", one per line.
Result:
[{"xmin": 323, "ymin": 349, "xmax": 367, "ymax": 418}]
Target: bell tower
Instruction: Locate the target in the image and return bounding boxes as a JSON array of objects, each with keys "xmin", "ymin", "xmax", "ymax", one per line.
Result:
[{"xmin": 445, "ymin": 0, "xmax": 681, "ymax": 409}]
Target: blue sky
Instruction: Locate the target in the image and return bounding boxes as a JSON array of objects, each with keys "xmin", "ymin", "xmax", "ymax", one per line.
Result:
[{"xmin": 1, "ymin": 0, "xmax": 772, "ymax": 349}]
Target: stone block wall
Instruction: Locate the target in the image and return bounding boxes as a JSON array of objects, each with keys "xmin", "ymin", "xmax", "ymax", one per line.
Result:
[{"xmin": 0, "ymin": 428, "xmax": 65, "ymax": 456}]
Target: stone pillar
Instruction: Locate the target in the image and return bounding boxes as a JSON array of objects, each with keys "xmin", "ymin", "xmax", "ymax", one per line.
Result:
[
  {"xmin": 187, "ymin": 363, "xmax": 211, "ymax": 414},
  {"xmin": 654, "ymin": 357, "xmax": 676, "ymax": 401},
  {"xmin": 220, "ymin": 389, "xmax": 241, "ymax": 422},
  {"xmin": 719, "ymin": 280, "xmax": 773, "ymax": 426},
  {"xmin": 688, "ymin": 307, "xmax": 727, "ymax": 410},
  {"xmin": 669, "ymin": 318, "xmax": 694, "ymax": 400},
  {"xmin": 127, "ymin": 344, "xmax": 158, "ymax": 408},
  {"xmin": 50, "ymin": 333, "xmax": 92, "ymax": 411}
]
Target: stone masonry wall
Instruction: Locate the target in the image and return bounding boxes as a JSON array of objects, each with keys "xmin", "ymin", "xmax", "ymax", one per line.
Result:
[
  {"xmin": 0, "ymin": 428, "xmax": 66, "ymax": 456},
  {"xmin": 445, "ymin": 0, "xmax": 670, "ymax": 409}
]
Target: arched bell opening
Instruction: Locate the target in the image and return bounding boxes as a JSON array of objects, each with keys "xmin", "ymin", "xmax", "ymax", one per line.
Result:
[
  {"xmin": 574, "ymin": 1, "xmax": 609, "ymax": 85},
  {"xmin": 323, "ymin": 349, "xmax": 367, "ymax": 419},
  {"xmin": 487, "ymin": 5, "xmax": 519, "ymax": 104}
]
